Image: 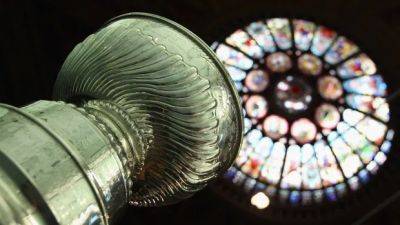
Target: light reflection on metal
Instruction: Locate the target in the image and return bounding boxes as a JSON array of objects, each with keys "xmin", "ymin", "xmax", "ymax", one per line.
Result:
[{"xmin": 0, "ymin": 13, "xmax": 242, "ymax": 225}]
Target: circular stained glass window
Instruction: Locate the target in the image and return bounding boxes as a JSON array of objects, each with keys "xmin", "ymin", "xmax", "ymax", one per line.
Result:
[{"xmin": 212, "ymin": 18, "xmax": 394, "ymax": 207}]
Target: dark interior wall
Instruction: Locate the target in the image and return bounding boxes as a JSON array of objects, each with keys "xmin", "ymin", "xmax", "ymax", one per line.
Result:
[{"xmin": 0, "ymin": 1, "xmax": 399, "ymax": 224}]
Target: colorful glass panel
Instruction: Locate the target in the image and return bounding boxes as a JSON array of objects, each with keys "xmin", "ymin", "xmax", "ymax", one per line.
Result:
[{"xmin": 267, "ymin": 18, "xmax": 292, "ymax": 50}]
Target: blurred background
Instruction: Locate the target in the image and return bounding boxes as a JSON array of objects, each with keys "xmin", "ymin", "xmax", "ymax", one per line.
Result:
[{"xmin": 1, "ymin": 1, "xmax": 400, "ymax": 224}]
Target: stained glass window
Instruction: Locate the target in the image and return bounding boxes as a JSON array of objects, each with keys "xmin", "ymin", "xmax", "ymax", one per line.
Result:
[{"xmin": 213, "ymin": 18, "xmax": 394, "ymax": 207}]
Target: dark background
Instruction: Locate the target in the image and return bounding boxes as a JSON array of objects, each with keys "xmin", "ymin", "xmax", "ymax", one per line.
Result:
[{"xmin": 1, "ymin": 0, "xmax": 400, "ymax": 224}]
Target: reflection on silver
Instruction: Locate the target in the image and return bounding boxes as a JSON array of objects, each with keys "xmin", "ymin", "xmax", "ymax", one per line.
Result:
[{"xmin": 0, "ymin": 13, "xmax": 242, "ymax": 225}]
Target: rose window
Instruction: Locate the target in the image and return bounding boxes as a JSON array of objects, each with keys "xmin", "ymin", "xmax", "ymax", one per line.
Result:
[{"xmin": 212, "ymin": 18, "xmax": 394, "ymax": 207}]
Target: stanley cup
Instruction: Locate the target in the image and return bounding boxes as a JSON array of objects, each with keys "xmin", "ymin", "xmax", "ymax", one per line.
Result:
[{"xmin": 0, "ymin": 13, "xmax": 243, "ymax": 225}]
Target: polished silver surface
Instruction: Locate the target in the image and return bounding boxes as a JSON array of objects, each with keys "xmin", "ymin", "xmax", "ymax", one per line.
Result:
[
  {"xmin": 54, "ymin": 12, "xmax": 243, "ymax": 207},
  {"xmin": 0, "ymin": 101, "xmax": 128, "ymax": 225},
  {"xmin": 0, "ymin": 12, "xmax": 242, "ymax": 225}
]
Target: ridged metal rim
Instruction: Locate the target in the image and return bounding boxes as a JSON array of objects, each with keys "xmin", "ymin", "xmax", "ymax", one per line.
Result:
[{"xmin": 104, "ymin": 13, "xmax": 244, "ymax": 172}]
